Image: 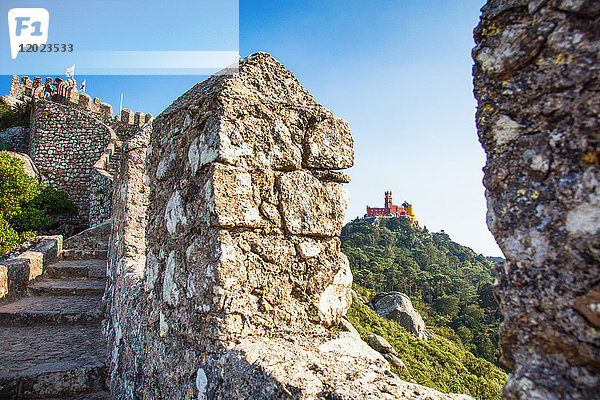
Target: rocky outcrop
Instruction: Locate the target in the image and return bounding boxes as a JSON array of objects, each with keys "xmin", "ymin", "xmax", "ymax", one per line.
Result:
[
  {"xmin": 473, "ymin": 1, "xmax": 600, "ymax": 399},
  {"xmin": 368, "ymin": 333, "xmax": 397, "ymax": 355},
  {"xmin": 371, "ymin": 292, "xmax": 428, "ymax": 340},
  {"xmin": 107, "ymin": 52, "xmax": 473, "ymax": 399}
]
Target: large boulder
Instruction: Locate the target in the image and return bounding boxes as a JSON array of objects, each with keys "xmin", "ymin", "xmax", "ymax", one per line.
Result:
[{"xmin": 371, "ymin": 291, "xmax": 428, "ymax": 340}]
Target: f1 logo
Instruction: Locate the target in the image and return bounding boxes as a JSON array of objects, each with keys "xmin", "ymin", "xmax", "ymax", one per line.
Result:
[{"xmin": 8, "ymin": 8, "xmax": 49, "ymax": 60}]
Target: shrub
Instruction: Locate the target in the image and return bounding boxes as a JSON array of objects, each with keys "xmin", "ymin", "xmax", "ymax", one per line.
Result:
[
  {"xmin": 0, "ymin": 152, "xmax": 76, "ymax": 254},
  {"xmin": 0, "ymin": 103, "xmax": 31, "ymax": 130},
  {"xmin": 0, "ymin": 216, "xmax": 35, "ymax": 254}
]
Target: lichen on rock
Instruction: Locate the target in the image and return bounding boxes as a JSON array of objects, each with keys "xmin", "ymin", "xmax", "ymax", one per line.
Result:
[{"xmin": 473, "ymin": 1, "xmax": 600, "ymax": 398}]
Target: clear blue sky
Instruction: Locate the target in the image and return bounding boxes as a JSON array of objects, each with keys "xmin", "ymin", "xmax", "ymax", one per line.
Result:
[{"xmin": 1, "ymin": 0, "xmax": 502, "ymax": 256}]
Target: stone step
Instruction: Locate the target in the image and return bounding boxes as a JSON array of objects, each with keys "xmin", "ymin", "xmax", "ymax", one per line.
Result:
[
  {"xmin": 61, "ymin": 250, "xmax": 108, "ymax": 261},
  {"xmin": 44, "ymin": 260, "xmax": 107, "ymax": 279},
  {"xmin": 28, "ymin": 279, "xmax": 106, "ymax": 297},
  {"xmin": 0, "ymin": 324, "xmax": 108, "ymax": 399},
  {"xmin": 45, "ymin": 392, "xmax": 111, "ymax": 400},
  {"xmin": 0, "ymin": 295, "xmax": 103, "ymax": 327}
]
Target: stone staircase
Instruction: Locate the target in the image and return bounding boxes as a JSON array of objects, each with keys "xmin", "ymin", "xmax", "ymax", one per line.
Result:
[
  {"xmin": 0, "ymin": 250, "xmax": 109, "ymax": 399},
  {"xmin": 107, "ymin": 141, "xmax": 122, "ymax": 178}
]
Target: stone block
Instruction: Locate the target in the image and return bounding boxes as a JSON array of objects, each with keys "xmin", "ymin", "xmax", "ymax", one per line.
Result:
[
  {"xmin": 134, "ymin": 112, "xmax": 144, "ymax": 127},
  {"xmin": 100, "ymin": 103, "xmax": 113, "ymax": 120},
  {"xmin": 278, "ymin": 170, "xmax": 348, "ymax": 237},
  {"xmin": 30, "ymin": 236, "xmax": 63, "ymax": 267},
  {"xmin": 67, "ymin": 87, "xmax": 79, "ymax": 104},
  {"xmin": 0, "ymin": 252, "xmax": 43, "ymax": 300},
  {"xmin": 305, "ymin": 117, "xmax": 354, "ymax": 170},
  {"xmin": 121, "ymin": 109, "xmax": 134, "ymax": 124},
  {"xmin": 78, "ymin": 93, "xmax": 92, "ymax": 110},
  {"xmin": 211, "ymin": 163, "xmax": 262, "ymax": 228}
]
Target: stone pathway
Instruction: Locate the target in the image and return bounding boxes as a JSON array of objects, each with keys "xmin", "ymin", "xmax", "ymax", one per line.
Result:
[{"xmin": 0, "ymin": 254, "xmax": 109, "ymax": 399}]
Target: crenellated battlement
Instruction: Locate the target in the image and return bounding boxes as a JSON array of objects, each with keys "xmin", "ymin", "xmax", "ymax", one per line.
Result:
[{"xmin": 6, "ymin": 75, "xmax": 153, "ymax": 133}]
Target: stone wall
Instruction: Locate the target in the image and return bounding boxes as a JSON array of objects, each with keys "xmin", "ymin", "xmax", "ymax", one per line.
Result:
[
  {"xmin": 0, "ymin": 75, "xmax": 154, "ymax": 229},
  {"xmin": 4, "ymin": 75, "xmax": 152, "ymax": 142},
  {"xmin": 106, "ymin": 123, "xmax": 151, "ymax": 398},
  {"xmin": 89, "ymin": 171, "xmax": 112, "ymax": 227},
  {"xmin": 107, "ymin": 52, "xmax": 475, "ymax": 400},
  {"xmin": 0, "ymin": 127, "xmax": 28, "ymax": 153},
  {"xmin": 473, "ymin": 1, "xmax": 599, "ymax": 399},
  {"xmin": 29, "ymin": 99, "xmax": 113, "ymax": 224}
]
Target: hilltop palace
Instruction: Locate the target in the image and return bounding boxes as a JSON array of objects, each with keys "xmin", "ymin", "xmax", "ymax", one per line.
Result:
[{"xmin": 365, "ymin": 191, "xmax": 417, "ymax": 223}]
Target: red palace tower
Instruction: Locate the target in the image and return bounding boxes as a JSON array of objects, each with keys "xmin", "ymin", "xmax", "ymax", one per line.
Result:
[{"xmin": 365, "ymin": 191, "xmax": 416, "ymax": 223}]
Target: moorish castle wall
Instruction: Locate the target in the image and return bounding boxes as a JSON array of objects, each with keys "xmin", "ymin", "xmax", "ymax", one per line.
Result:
[{"xmin": 1, "ymin": 75, "xmax": 152, "ymax": 228}]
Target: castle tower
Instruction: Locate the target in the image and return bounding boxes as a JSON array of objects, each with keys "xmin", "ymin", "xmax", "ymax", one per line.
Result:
[{"xmin": 384, "ymin": 191, "xmax": 393, "ymax": 210}]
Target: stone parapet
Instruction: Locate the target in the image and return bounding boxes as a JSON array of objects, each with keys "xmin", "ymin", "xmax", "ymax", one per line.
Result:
[{"xmin": 0, "ymin": 236, "xmax": 62, "ymax": 303}]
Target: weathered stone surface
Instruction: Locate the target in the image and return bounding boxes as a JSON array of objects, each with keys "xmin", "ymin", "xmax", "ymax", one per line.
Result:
[
  {"xmin": 197, "ymin": 332, "xmax": 472, "ymax": 400},
  {"xmin": 473, "ymin": 1, "xmax": 600, "ymax": 399},
  {"xmin": 278, "ymin": 170, "xmax": 349, "ymax": 237},
  {"xmin": 0, "ymin": 128, "xmax": 29, "ymax": 154},
  {"xmin": 106, "ymin": 52, "xmax": 477, "ymax": 400},
  {"xmin": 305, "ymin": 117, "xmax": 354, "ymax": 170},
  {"xmin": 338, "ymin": 316, "xmax": 360, "ymax": 337},
  {"xmin": 368, "ymin": 333, "xmax": 397, "ymax": 355},
  {"xmin": 64, "ymin": 220, "xmax": 111, "ymax": 251},
  {"xmin": 371, "ymin": 292, "xmax": 428, "ymax": 340},
  {"xmin": 104, "ymin": 52, "xmax": 474, "ymax": 400},
  {"xmin": 0, "ymin": 325, "xmax": 107, "ymax": 398},
  {"xmin": 0, "ymin": 235, "xmax": 108, "ymax": 398},
  {"xmin": 105, "ymin": 123, "xmax": 151, "ymax": 398},
  {"xmin": 0, "ymin": 236, "xmax": 62, "ymax": 302}
]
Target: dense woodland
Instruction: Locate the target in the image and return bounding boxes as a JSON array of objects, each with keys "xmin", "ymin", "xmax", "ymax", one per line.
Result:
[{"xmin": 340, "ymin": 217, "xmax": 504, "ymax": 367}]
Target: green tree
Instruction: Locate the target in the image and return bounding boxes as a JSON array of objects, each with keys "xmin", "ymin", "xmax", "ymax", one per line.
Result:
[{"xmin": 0, "ymin": 152, "xmax": 76, "ymax": 254}]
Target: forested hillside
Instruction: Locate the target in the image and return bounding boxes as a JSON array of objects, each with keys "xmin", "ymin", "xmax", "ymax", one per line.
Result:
[
  {"xmin": 347, "ymin": 288, "xmax": 506, "ymax": 400},
  {"xmin": 341, "ymin": 217, "xmax": 503, "ymax": 366}
]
